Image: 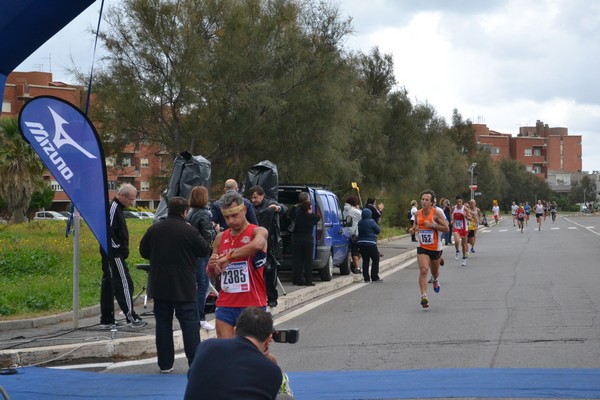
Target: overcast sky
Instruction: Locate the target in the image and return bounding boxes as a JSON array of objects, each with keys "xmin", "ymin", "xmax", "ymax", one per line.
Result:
[{"xmin": 17, "ymin": 0, "xmax": 600, "ymax": 172}]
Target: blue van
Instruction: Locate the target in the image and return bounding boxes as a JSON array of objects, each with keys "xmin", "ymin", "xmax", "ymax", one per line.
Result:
[{"xmin": 278, "ymin": 185, "xmax": 352, "ymax": 281}]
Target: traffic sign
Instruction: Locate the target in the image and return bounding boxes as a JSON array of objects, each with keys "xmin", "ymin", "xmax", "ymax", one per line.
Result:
[{"xmin": 469, "ymin": 185, "xmax": 478, "ymax": 191}]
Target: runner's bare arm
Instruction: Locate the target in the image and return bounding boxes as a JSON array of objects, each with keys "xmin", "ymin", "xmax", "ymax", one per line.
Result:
[{"xmin": 213, "ymin": 226, "xmax": 269, "ymax": 270}]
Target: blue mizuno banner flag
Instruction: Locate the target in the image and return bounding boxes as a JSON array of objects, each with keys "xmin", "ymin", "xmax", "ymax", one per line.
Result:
[{"xmin": 18, "ymin": 96, "xmax": 110, "ymax": 255}]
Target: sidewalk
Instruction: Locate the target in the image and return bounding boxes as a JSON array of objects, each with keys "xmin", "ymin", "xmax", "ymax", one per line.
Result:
[{"xmin": 0, "ymin": 235, "xmax": 417, "ymax": 369}]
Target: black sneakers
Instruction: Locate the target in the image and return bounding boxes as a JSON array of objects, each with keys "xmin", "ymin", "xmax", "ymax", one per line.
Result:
[
  {"xmin": 98, "ymin": 320, "xmax": 126, "ymax": 331},
  {"xmin": 127, "ymin": 317, "xmax": 148, "ymax": 329}
]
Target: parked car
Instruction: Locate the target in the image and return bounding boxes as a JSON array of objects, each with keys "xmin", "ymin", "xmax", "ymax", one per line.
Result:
[
  {"xmin": 59, "ymin": 211, "xmax": 72, "ymax": 219},
  {"xmin": 33, "ymin": 211, "xmax": 68, "ymax": 221},
  {"xmin": 136, "ymin": 211, "xmax": 155, "ymax": 219},
  {"xmin": 278, "ymin": 185, "xmax": 352, "ymax": 281},
  {"xmin": 123, "ymin": 211, "xmax": 143, "ymax": 219}
]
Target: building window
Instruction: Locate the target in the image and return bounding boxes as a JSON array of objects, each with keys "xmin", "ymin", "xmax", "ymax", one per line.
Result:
[
  {"xmin": 141, "ymin": 181, "xmax": 150, "ymax": 191},
  {"xmin": 50, "ymin": 180, "xmax": 63, "ymax": 191},
  {"xmin": 491, "ymin": 147, "xmax": 500, "ymax": 155},
  {"xmin": 140, "ymin": 157, "xmax": 149, "ymax": 168},
  {"xmin": 106, "ymin": 157, "xmax": 116, "ymax": 167},
  {"xmin": 108, "ymin": 181, "xmax": 117, "ymax": 191},
  {"xmin": 532, "ymin": 164, "xmax": 542, "ymax": 174},
  {"xmin": 524, "ymin": 148, "xmax": 532, "ymax": 157},
  {"xmin": 121, "ymin": 156, "xmax": 132, "ymax": 167},
  {"xmin": 2, "ymin": 101, "xmax": 11, "ymax": 113},
  {"xmin": 533, "ymin": 147, "xmax": 542, "ymax": 156}
]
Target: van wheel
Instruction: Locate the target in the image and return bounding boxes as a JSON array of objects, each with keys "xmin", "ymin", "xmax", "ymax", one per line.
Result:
[
  {"xmin": 319, "ymin": 253, "xmax": 333, "ymax": 281},
  {"xmin": 339, "ymin": 252, "xmax": 351, "ymax": 276}
]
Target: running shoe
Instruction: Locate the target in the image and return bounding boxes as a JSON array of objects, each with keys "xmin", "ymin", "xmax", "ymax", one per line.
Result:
[
  {"xmin": 428, "ymin": 276, "xmax": 434, "ymax": 283},
  {"xmin": 470, "ymin": 248, "xmax": 476, "ymax": 253},
  {"xmin": 200, "ymin": 321, "xmax": 215, "ymax": 331},
  {"xmin": 454, "ymin": 251, "xmax": 460, "ymax": 261},
  {"xmin": 461, "ymin": 258, "xmax": 467, "ymax": 266},
  {"xmin": 421, "ymin": 295, "xmax": 429, "ymax": 308},
  {"xmin": 127, "ymin": 317, "xmax": 148, "ymax": 329},
  {"xmin": 433, "ymin": 279, "xmax": 440, "ymax": 293}
]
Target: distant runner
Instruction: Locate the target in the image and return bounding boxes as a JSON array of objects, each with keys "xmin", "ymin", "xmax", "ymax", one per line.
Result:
[
  {"xmin": 451, "ymin": 196, "xmax": 472, "ymax": 267},
  {"xmin": 534, "ymin": 200, "xmax": 544, "ymax": 231}
]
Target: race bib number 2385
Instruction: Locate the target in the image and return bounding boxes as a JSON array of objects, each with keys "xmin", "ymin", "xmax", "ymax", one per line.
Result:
[{"xmin": 221, "ymin": 261, "xmax": 250, "ymax": 293}]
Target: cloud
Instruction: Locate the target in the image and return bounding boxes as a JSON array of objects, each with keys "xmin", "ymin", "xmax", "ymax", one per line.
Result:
[{"xmin": 341, "ymin": 0, "xmax": 600, "ymax": 172}]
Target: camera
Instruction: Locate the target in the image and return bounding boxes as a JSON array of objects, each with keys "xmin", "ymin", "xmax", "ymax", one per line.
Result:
[{"xmin": 272, "ymin": 329, "xmax": 299, "ymax": 344}]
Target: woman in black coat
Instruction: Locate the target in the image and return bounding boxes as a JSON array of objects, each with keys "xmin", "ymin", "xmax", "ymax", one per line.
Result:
[{"xmin": 291, "ymin": 192, "xmax": 320, "ymax": 286}]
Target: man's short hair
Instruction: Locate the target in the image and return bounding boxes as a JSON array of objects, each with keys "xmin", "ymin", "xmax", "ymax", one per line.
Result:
[
  {"xmin": 298, "ymin": 192, "xmax": 309, "ymax": 203},
  {"xmin": 235, "ymin": 307, "xmax": 273, "ymax": 342},
  {"xmin": 249, "ymin": 185, "xmax": 265, "ymax": 196},
  {"xmin": 224, "ymin": 179, "xmax": 238, "ymax": 191},
  {"xmin": 218, "ymin": 191, "xmax": 244, "ymax": 209},
  {"xmin": 420, "ymin": 189, "xmax": 436, "ymax": 201},
  {"xmin": 455, "ymin": 195, "xmax": 463, "ymax": 201},
  {"xmin": 117, "ymin": 183, "xmax": 136, "ymax": 196},
  {"xmin": 168, "ymin": 197, "xmax": 189, "ymax": 216}
]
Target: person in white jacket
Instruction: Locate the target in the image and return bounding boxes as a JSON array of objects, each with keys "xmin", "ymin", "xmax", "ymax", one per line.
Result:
[{"xmin": 343, "ymin": 195, "xmax": 362, "ymax": 273}]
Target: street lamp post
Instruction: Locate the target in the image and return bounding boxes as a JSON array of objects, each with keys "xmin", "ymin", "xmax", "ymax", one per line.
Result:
[{"xmin": 468, "ymin": 162, "xmax": 477, "ymax": 200}]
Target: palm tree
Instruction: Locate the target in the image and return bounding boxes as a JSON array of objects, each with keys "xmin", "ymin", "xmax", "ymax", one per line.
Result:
[{"xmin": 0, "ymin": 117, "xmax": 45, "ymax": 222}]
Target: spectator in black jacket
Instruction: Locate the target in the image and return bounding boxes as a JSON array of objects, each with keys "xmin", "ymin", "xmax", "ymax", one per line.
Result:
[
  {"xmin": 184, "ymin": 307, "xmax": 282, "ymax": 400},
  {"xmin": 249, "ymin": 185, "xmax": 287, "ymax": 308},
  {"xmin": 187, "ymin": 186, "xmax": 217, "ymax": 331},
  {"xmin": 211, "ymin": 179, "xmax": 258, "ymax": 230},
  {"xmin": 99, "ymin": 183, "xmax": 147, "ymax": 330},
  {"xmin": 139, "ymin": 197, "xmax": 211, "ymax": 373}
]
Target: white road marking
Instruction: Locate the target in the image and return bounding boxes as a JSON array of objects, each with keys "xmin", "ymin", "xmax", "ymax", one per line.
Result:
[
  {"xmin": 568, "ymin": 227, "xmax": 577, "ymax": 230},
  {"xmin": 551, "ymin": 227, "xmax": 560, "ymax": 230},
  {"xmin": 274, "ymin": 258, "xmax": 415, "ymax": 325},
  {"xmin": 564, "ymin": 218, "xmax": 600, "ymax": 236}
]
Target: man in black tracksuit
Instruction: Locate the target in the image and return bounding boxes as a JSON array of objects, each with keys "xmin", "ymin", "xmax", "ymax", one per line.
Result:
[
  {"xmin": 249, "ymin": 185, "xmax": 287, "ymax": 308},
  {"xmin": 99, "ymin": 183, "xmax": 146, "ymax": 329}
]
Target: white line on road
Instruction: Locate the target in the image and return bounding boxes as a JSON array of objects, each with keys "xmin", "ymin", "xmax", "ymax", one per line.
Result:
[
  {"xmin": 568, "ymin": 227, "xmax": 578, "ymax": 230},
  {"xmin": 564, "ymin": 218, "xmax": 600, "ymax": 236},
  {"xmin": 274, "ymin": 258, "xmax": 416, "ymax": 326}
]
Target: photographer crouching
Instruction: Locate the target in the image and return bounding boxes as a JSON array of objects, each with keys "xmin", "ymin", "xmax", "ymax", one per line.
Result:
[{"xmin": 184, "ymin": 307, "xmax": 295, "ymax": 400}]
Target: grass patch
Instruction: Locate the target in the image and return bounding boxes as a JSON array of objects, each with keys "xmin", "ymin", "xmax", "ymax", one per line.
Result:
[
  {"xmin": 0, "ymin": 219, "xmax": 152, "ymax": 319},
  {"xmin": 0, "ymin": 219, "xmax": 407, "ymax": 319}
]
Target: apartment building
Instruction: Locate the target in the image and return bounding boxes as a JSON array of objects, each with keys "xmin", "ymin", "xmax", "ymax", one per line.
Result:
[
  {"xmin": 2, "ymin": 71, "xmax": 165, "ymax": 210},
  {"xmin": 473, "ymin": 120, "xmax": 583, "ymax": 188}
]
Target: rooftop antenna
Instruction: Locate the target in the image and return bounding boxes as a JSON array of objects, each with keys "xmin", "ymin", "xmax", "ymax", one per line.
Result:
[{"xmin": 42, "ymin": 53, "xmax": 52, "ymax": 73}]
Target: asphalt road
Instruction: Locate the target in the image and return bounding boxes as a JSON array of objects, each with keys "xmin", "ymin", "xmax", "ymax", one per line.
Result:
[
  {"xmin": 58, "ymin": 215, "xmax": 600, "ymax": 376},
  {"xmin": 273, "ymin": 214, "xmax": 600, "ymax": 372}
]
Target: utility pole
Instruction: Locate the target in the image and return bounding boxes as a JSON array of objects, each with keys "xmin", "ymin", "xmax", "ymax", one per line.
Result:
[{"xmin": 469, "ymin": 162, "xmax": 477, "ymax": 200}]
